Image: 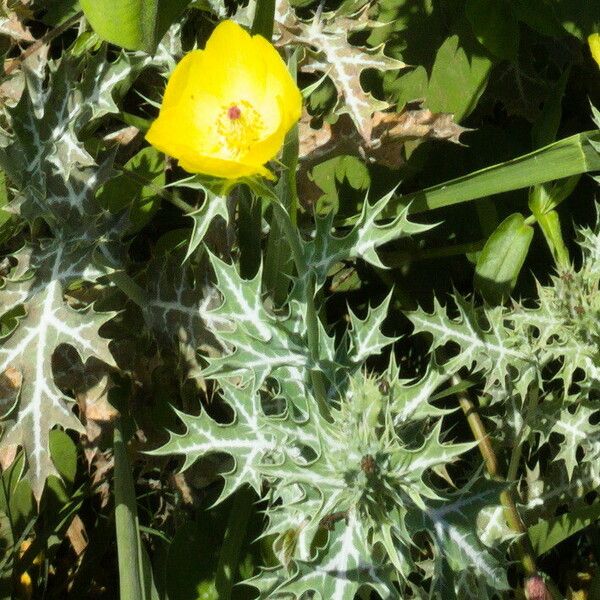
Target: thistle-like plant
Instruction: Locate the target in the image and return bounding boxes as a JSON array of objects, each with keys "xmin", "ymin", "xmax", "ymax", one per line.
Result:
[
  {"xmin": 149, "ymin": 195, "xmax": 513, "ymax": 598},
  {"xmin": 1, "ymin": 8, "xmax": 600, "ymax": 600}
]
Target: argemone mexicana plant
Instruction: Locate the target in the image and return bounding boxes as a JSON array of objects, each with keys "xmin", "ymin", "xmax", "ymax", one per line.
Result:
[{"xmin": 0, "ymin": 4, "xmax": 599, "ymax": 600}]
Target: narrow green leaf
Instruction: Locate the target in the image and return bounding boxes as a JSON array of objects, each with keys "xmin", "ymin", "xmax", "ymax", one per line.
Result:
[
  {"xmin": 114, "ymin": 418, "xmax": 145, "ymax": 600},
  {"xmin": 0, "ymin": 452, "xmax": 34, "ymax": 539},
  {"xmin": 214, "ymin": 487, "xmax": 255, "ymax": 599},
  {"xmin": 529, "ymin": 502, "xmax": 600, "ymax": 557},
  {"xmin": 80, "ymin": 0, "xmax": 190, "ymax": 52},
  {"xmin": 365, "ymin": 131, "xmax": 600, "ymax": 221},
  {"xmin": 474, "ymin": 213, "xmax": 533, "ymax": 304},
  {"xmin": 0, "ymin": 171, "xmax": 9, "ymax": 229},
  {"xmin": 45, "ymin": 429, "xmax": 78, "ymax": 504},
  {"xmin": 532, "ymin": 70, "xmax": 570, "ymax": 149},
  {"xmin": 251, "ymin": 0, "xmax": 276, "ymax": 39},
  {"xmin": 528, "ymin": 178, "xmax": 578, "ymax": 267},
  {"xmin": 529, "ymin": 72, "xmax": 573, "ymax": 267}
]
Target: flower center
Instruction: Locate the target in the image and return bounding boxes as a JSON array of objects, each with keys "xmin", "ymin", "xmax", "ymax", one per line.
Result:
[
  {"xmin": 217, "ymin": 100, "xmax": 264, "ymax": 158},
  {"xmin": 227, "ymin": 105, "xmax": 242, "ymax": 120}
]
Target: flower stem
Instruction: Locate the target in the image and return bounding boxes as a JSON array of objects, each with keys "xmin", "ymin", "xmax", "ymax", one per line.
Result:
[
  {"xmin": 263, "ymin": 50, "xmax": 299, "ymax": 306},
  {"xmin": 507, "ymin": 386, "xmax": 539, "ymax": 483},
  {"xmin": 109, "ymin": 271, "xmax": 147, "ymax": 307},
  {"xmin": 114, "ymin": 417, "xmax": 145, "ymax": 600},
  {"xmin": 271, "ymin": 201, "xmax": 331, "ymax": 421},
  {"xmin": 454, "ymin": 379, "xmax": 538, "ymax": 577},
  {"xmin": 238, "ymin": 185, "xmax": 263, "ymax": 279},
  {"xmin": 251, "ymin": 0, "xmax": 276, "ymax": 39}
]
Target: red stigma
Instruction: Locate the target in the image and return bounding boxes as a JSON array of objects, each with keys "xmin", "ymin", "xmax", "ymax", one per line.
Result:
[{"xmin": 227, "ymin": 105, "xmax": 242, "ymax": 120}]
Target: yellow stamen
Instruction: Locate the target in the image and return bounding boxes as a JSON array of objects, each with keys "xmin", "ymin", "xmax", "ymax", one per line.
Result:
[{"xmin": 216, "ymin": 100, "xmax": 265, "ymax": 158}]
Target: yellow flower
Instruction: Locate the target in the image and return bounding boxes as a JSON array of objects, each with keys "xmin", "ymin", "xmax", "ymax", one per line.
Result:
[
  {"xmin": 589, "ymin": 33, "xmax": 600, "ymax": 68},
  {"xmin": 146, "ymin": 20, "xmax": 302, "ymax": 180}
]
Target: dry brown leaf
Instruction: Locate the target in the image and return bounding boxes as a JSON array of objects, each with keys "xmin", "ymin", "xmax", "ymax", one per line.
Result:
[
  {"xmin": 300, "ymin": 103, "xmax": 471, "ymax": 169},
  {"xmin": 66, "ymin": 514, "xmax": 88, "ymax": 557},
  {"xmin": 53, "ymin": 349, "xmax": 118, "ymax": 505},
  {"xmin": 0, "ymin": 365, "xmax": 21, "ymax": 416},
  {"xmin": 0, "ymin": 444, "xmax": 17, "ymax": 469},
  {"xmin": 297, "ymin": 103, "xmax": 471, "ymax": 205},
  {"xmin": 2, "ymin": 43, "xmax": 48, "ymax": 108}
]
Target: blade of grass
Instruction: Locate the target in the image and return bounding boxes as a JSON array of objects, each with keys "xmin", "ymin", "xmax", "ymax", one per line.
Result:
[
  {"xmin": 337, "ymin": 130, "xmax": 600, "ymax": 226},
  {"xmin": 251, "ymin": 0, "xmax": 276, "ymax": 38},
  {"xmin": 214, "ymin": 486, "xmax": 256, "ymax": 598},
  {"xmin": 529, "ymin": 501, "xmax": 600, "ymax": 557},
  {"xmin": 263, "ymin": 50, "xmax": 299, "ymax": 304},
  {"xmin": 114, "ymin": 417, "xmax": 145, "ymax": 600},
  {"xmin": 401, "ymin": 131, "xmax": 600, "ymax": 214}
]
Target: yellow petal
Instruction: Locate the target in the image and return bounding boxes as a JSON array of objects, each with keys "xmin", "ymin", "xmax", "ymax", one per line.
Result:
[
  {"xmin": 239, "ymin": 96, "xmax": 287, "ymax": 166},
  {"xmin": 146, "ymin": 93, "xmax": 222, "ymax": 158},
  {"xmin": 178, "ymin": 154, "xmax": 273, "ymax": 180},
  {"xmin": 589, "ymin": 33, "xmax": 600, "ymax": 68},
  {"xmin": 161, "ymin": 50, "xmax": 202, "ymax": 111},
  {"xmin": 202, "ymin": 21, "xmax": 268, "ymax": 108},
  {"xmin": 18, "ymin": 571, "xmax": 33, "ymax": 600},
  {"xmin": 252, "ymin": 34, "xmax": 302, "ymax": 130}
]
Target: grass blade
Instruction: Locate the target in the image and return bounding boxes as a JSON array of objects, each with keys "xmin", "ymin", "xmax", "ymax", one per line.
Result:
[
  {"xmin": 400, "ymin": 131, "xmax": 600, "ymax": 215},
  {"xmin": 337, "ymin": 130, "xmax": 600, "ymax": 226},
  {"xmin": 114, "ymin": 418, "xmax": 145, "ymax": 600}
]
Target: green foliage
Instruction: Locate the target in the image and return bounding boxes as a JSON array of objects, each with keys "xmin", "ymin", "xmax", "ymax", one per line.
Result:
[
  {"xmin": 474, "ymin": 212, "xmax": 534, "ymax": 304},
  {"xmin": 1, "ymin": 3, "xmax": 600, "ymax": 599},
  {"xmin": 80, "ymin": 0, "xmax": 190, "ymax": 52},
  {"xmin": 150, "ymin": 216, "xmax": 515, "ymax": 597},
  {"xmin": 466, "ymin": 0, "xmax": 519, "ymax": 62},
  {"xmin": 413, "ymin": 219, "xmax": 600, "ymax": 476},
  {"xmin": 0, "ymin": 53, "xmax": 130, "ymax": 499}
]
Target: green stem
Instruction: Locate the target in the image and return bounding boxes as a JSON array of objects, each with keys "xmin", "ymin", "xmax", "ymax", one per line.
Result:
[
  {"xmin": 214, "ymin": 487, "xmax": 255, "ymax": 598},
  {"xmin": 263, "ymin": 50, "xmax": 299, "ymax": 305},
  {"xmin": 151, "ymin": 187, "xmax": 195, "ymax": 214},
  {"xmin": 507, "ymin": 387, "xmax": 539, "ymax": 483},
  {"xmin": 109, "ymin": 271, "xmax": 147, "ymax": 307},
  {"xmin": 238, "ymin": 185, "xmax": 263, "ymax": 279},
  {"xmin": 251, "ymin": 0, "xmax": 276, "ymax": 38},
  {"xmin": 114, "ymin": 417, "xmax": 145, "ymax": 600},
  {"xmin": 454, "ymin": 379, "xmax": 538, "ymax": 577},
  {"xmin": 271, "ymin": 201, "xmax": 331, "ymax": 420}
]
